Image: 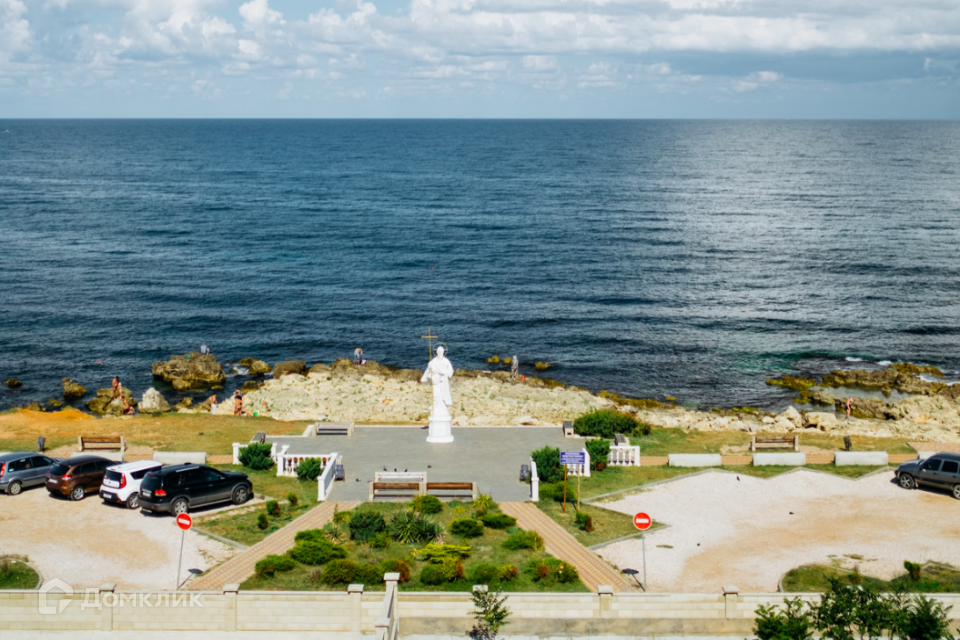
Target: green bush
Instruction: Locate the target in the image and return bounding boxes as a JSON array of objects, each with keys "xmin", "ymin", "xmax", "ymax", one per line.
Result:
[
  {"xmin": 295, "ymin": 457, "xmax": 323, "ymax": 482},
  {"xmin": 254, "ymin": 554, "xmax": 296, "ymax": 578},
  {"xmin": 289, "ymin": 540, "xmax": 347, "ymax": 566},
  {"xmin": 239, "ymin": 442, "xmax": 274, "ymax": 471},
  {"xmin": 574, "ymin": 511, "xmax": 594, "ymax": 532},
  {"xmin": 416, "ymin": 544, "xmax": 472, "ymax": 562},
  {"xmin": 266, "ymin": 500, "xmax": 282, "ymax": 517},
  {"xmin": 530, "ymin": 446, "xmax": 563, "ymax": 483},
  {"xmin": 322, "ymin": 522, "xmax": 346, "ymax": 544},
  {"xmin": 527, "ymin": 558, "xmax": 578, "ymax": 584},
  {"xmin": 257, "ymin": 513, "xmax": 269, "ymax": 530},
  {"xmin": 348, "ymin": 510, "xmax": 387, "ymax": 542},
  {"xmin": 420, "ymin": 564, "xmax": 447, "ymax": 586},
  {"xmin": 539, "ymin": 481, "xmax": 577, "ymax": 504},
  {"xmin": 480, "ymin": 514, "xmax": 517, "ymax": 530},
  {"xmin": 409, "ymin": 494, "xmax": 444, "ymax": 514},
  {"xmin": 323, "ymin": 559, "xmax": 359, "ymax": 585},
  {"xmin": 420, "ymin": 558, "xmax": 464, "ymax": 585},
  {"xmin": 369, "ymin": 532, "xmax": 392, "ymax": 550},
  {"xmin": 450, "ymin": 518, "xmax": 485, "ymax": 538},
  {"xmin": 894, "ymin": 594, "xmax": 954, "ymax": 640},
  {"xmin": 389, "ymin": 510, "xmax": 442, "ymax": 543},
  {"xmin": 287, "ymin": 492, "xmax": 299, "ymax": 507},
  {"xmin": 469, "ymin": 563, "xmax": 499, "ymax": 584},
  {"xmin": 354, "ymin": 563, "xmax": 385, "ymax": 585},
  {"xmin": 295, "ymin": 529, "xmax": 326, "ymax": 543},
  {"xmin": 573, "ymin": 409, "xmax": 638, "ymax": 439},
  {"xmin": 497, "ymin": 564, "xmax": 519, "ymax": 582},
  {"xmin": 754, "ymin": 598, "xmax": 813, "ymax": 640},
  {"xmin": 503, "ymin": 531, "xmax": 544, "ymax": 551},
  {"xmin": 472, "ymin": 494, "xmax": 497, "ymax": 516},
  {"xmin": 378, "ymin": 559, "xmax": 412, "ymax": 583},
  {"xmin": 585, "ymin": 438, "xmax": 611, "ymax": 470}
]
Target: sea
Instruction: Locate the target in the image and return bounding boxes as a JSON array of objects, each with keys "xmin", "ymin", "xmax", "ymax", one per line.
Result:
[{"xmin": 2, "ymin": 120, "xmax": 960, "ymax": 412}]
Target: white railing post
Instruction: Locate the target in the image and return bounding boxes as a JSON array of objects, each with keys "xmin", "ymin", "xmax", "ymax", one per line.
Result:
[
  {"xmin": 529, "ymin": 458, "xmax": 539, "ymax": 502},
  {"xmin": 317, "ymin": 453, "xmax": 338, "ymax": 501},
  {"xmin": 276, "ymin": 444, "xmax": 290, "ymax": 477},
  {"xmin": 232, "ymin": 443, "xmax": 241, "ymax": 465}
]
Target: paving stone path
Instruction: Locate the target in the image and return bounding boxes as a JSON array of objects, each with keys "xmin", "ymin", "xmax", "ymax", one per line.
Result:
[
  {"xmin": 187, "ymin": 501, "xmax": 359, "ymax": 590},
  {"xmin": 499, "ymin": 502, "xmax": 634, "ymax": 593}
]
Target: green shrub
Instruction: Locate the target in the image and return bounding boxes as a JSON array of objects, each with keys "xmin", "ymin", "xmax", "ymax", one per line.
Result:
[
  {"xmin": 420, "ymin": 564, "xmax": 447, "ymax": 586},
  {"xmin": 416, "ymin": 544, "xmax": 472, "ymax": 562},
  {"xmin": 894, "ymin": 594, "xmax": 953, "ymax": 640},
  {"xmin": 497, "ymin": 564, "xmax": 519, "ymax": 582},
  {"xmin": 332, "ymin": 506, "xmax": 351, "ymax": 525},
  {"xmin": 574, "ymin": 511, "xmax": 594, "ymax": 532},
  {"xmin": 526, "ymin": 558, "xmax": 578, "ymax": 584},
  {"xmin": 257, "ymin": 513, "xmax": 269, "ymax": 530},
  {"xmin": 573, "ymin": 409, "xmax": 638, "ymax": 439},
  {"xmin": 369, "ymin": 532, "xmax": 391, "ymax": 550},
  {"xmin": 469, "ymin": 563, "xmax": 499, "ymax": 584},
  {"xmin": 472, "ymin": 494, "xmax": 497, "ymax": 516},
  {"xmin": 323, "ymin": 559, "xmax": 359, "ymax": 585},
  {"xmin": 450, "ymin": 518, "xmax": 485, "ymax": 538},
  {"xmin": 420, "ymin": 558, "xmax": 464, "ymax": 585},
  {"xmin": 904, "ymin": 560, "xmax": 922, "ymax": 581},
  {"xmin": 239, "ymin": 442, "xmax": 274, "ymax": 471},
  {"xmin": 254, "ymin": 554, "xmax": 295, "ymax": 578},
  {"xmin": 585, "ymin": 439, "xmax": 611, "ymax": 470},
  {"xmin": 348, "ymin": 510, "xmax": 387, "ymax": 542},
  {"xmin": 296, "ymin": 457, "xmax": 323, "ymax": 481},
  {"xmin": 539, "ymin": 481, "xmax": 577, "ymax": 504},
  {"xmin": 295, "ymin": 529, "xmax": 326, "ymax": 543},
  {"xmin": 287, "ymin": 492, "xmax": 299, "ymax": 507},
  {"xmin": 530, "ymin": 446, "xmax": 563, "ymax": 483},
  {"xmin": 354, "ymin": 563, "xmax": 385, "ymax": 585},
  {"xmin": 378, "ymin": 559, "xmax": 412, "ymax": 583},
  {"xmin": 555, "ymin": 562, "xmax": 579, "ymax": 583},
  {"xmin": 503, "ymin": 531, "xmax": 544, "ymax": 551},
  {"xmin": 480, "ymin": 514, "xmax": 517, "ymax": 530},
  {"xmin": 266, "ymin": 500, "xmax": 282, "ymax": 517},
  {"xmin": 322, "ymin": 522, "xmax": 346, "ymax": 544},
  {"xmin": 754, "ymin": 598, "xmax": 813, "ymax": 640},
  {"xmin": 389, "ymin": 510, "xmax": 442, "ymax": 543},
  {"xmin": 289, "ymin": 540, "xmax": 347, "ymax": 566},
  {"xmin": 409, "ymin": 494, "xmax": 444, "ymax": 514}
]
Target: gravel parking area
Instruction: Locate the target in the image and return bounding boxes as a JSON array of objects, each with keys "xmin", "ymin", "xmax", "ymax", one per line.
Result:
[
  {"xmin": 598, "ymin": 469, "xmax": 960, "ymax": 592},
  {"xmin": 0, "ymin": 486, "xmax": 237, "ymax": 590}
]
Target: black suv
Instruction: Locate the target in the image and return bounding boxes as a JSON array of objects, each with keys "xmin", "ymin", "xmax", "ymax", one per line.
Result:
[
  {"xmin": 138, "ymin": 464, "xmax": 252, "ymax": 515},
  {"xmin": 895, "ymin": 452, "xmax": 960, "ymax": 500}
]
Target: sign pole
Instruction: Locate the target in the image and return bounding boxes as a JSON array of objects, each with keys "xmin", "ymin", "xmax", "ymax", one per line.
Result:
[
  {"xmin": 632, "ymin": 512, "xmax": 652, "ymax": 592},
  {"xmin": 176, "ymin": 528, "xmax": 184, "ymax": 590},
  {"xmin": 562, "ymin": 464, "xmax": 567, "ymax": 514},
  {"xmin": 641, "ymin": 531, "xmax": 647, "ymax": 592},
  {"xmin": 577, "ymin": 470, "xmax": 581, "ymax": 512}
]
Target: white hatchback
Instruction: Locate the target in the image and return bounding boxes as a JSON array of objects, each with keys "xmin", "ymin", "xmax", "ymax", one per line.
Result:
[{"xmin": 101, "ymin": 460, "xmax": 163, "ymax": 509}]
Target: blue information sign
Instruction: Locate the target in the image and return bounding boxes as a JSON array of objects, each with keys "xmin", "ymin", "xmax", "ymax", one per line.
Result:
[{"xmin": 560, "ymin": 451, "xmax": 586, "ymax": 466}]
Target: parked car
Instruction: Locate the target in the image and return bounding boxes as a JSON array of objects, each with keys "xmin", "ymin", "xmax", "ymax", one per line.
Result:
[
  {"xmin": 46, "ymin": 455, "xmax": 116, "ymax": 501},
  {"xmin": 0, "ymin": 452, "xmax": 61, "ymax": 495},
  {"xmin": 101, "ymin": 460, "xmax": 163, "ymax": 509},
  {"xmin": 138, "ymin": 464, "xmax": 252, "ymax": 515},
  {"xmin": 895, "ymin": 452, "xmax": 960, "ymax": 499}
]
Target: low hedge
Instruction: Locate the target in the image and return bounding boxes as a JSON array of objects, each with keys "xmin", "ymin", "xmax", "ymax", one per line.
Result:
[
  {"xmin": 254, "ymin": 555, "xmax": 296, "ymax": 578},
  {"xmin": 450, "ymin": 518, "xmax": 485, "ymax": 538},
  {"xmin": 480, "ymin": 514, "xmax": 517, "ymax": 529},
  {"xmin": 289, "ymin": 540, "xmax": 347, "ymax": 566}
]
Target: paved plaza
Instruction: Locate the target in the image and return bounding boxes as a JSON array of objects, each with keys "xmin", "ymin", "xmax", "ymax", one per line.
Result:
[{"xmin": 268, "ymin": 426, "xmax": 569, "ymax": 501}]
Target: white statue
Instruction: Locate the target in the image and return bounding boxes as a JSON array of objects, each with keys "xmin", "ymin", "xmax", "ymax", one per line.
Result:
[{"xmin": 421, "ymin": 345, "xmax": 454, "ymax": 443}]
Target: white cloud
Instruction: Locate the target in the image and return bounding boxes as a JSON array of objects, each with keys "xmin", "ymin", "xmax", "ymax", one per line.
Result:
[
  {"xmin": 523, "ymin": 55, "xmax": 557, "ymax": 71},
  {"xmin": 239, "ymin": 0, "xmax": 284, "ymax": 27}
]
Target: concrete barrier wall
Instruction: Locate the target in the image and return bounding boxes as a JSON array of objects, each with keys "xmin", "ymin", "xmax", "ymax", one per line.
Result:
[
  {"xmin": 668, "ymin": 454, "xmax": 722, "ymax": 468},
  {"xmin": 835, "ymin": 451, "xmax": 889, "ymax": 466},
  {"xmin": 153, "ymin": 452, "xmax": 207, "ymax": 465},
  {"xmin": 753, "ymin": 452, "xmax": 806, "ymax": 467}
]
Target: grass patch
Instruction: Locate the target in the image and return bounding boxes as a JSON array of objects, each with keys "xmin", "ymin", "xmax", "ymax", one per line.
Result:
[
  {"xmin": 212, "ymin": 464, "xmax": 318, "ymax": 504},
  {"xmin": 195, "ymin": 499, "xmax": 313, "ymax": 547},
  {"xmin": 631, "ymin": 427, "xmax": 914, "ymax": 456},
  {"xmin": 241, "ymin": 502, "xmax": 589, "ymax": 593},
  {"xmin": 534, "ymin": 499, "xmax": 641, "ymax": 546},
  {"xmin": 782, "ymin": 562, "xmax": 960, "ymax": 593},
  {"xmin": 0, "ymin": 557, "xmax": 39, "ymax": 589}
]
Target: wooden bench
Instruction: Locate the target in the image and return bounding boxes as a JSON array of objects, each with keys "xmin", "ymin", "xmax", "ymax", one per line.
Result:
[
  {"xmin": 614, "ymin": 433, "xmax": 630, "ymax": 446},
  {"xmin": 750, "ymin": 435, "xmax": 799, "ymax": 452},
  {"xmin": 426, "ymin": 482, "xmax": 478, "ymax": 500},
  {"xmin": 250, "ymin": 432, "xmax": 266, "ymax": 444},
  {"xmin": 79, "ymin": 436, "xmax": 125, "ymax": 452},
  {"xmin": 369, "ymin": 482, "xmax": 422, "ymax": 500}
]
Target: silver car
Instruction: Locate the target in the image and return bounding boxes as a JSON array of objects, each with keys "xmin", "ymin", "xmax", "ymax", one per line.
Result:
[
  {"xmin": 0, "ymin": 452, "xmax": 60, "ymax": 495},
  {"xmin": 895, "ymin": 452, "xmax": 960, "ymax": 500}
]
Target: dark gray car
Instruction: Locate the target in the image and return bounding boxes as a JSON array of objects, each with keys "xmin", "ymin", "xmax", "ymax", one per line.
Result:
[
  {"xmin": 0, "ymin": 452, "xmax": 60, "ymax": 495},
  {"xmin": 895, "ymin": 452, "xmax": 960, "ymax": 499}
]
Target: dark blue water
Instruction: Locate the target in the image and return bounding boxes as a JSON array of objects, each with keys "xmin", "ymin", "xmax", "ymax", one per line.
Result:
[{"xmin": 2, "ymin": 120, "xmax": 960, "ymax": 412}]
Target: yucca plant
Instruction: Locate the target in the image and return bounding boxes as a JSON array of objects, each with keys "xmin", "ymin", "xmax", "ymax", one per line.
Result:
[{"xmin": 388, "ymin": 510, "xmax": 441, "ymax": 543}]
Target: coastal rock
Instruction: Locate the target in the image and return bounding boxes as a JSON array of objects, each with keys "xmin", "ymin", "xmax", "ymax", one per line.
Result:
[
  {"xmin": 86, "ymin": 387, "xmax": 137, "ymax": 416},
  {"xmin": 4, "ymin": 378, "xmax": 22, "ymax": 388},
  {"xmin": 174, "ymin": 397, "xmax": 194, "ymax": 412},
  {"xmin": 804, "ymin": 412, "xmax": 838, "ymax": 432},
  {"xmin": 308, "ymin": 363, "xmax": 331, "ymax": 375},
  {"xmin": 780, "ymin": 406, "xmax": 803, "ymax": 428},
  {"xmin": 247, "ymin": 360, "xmax": 272, "ymax": 376},
  {"xmin": 47, "ymin": 399, "xmax": 63, "ymax": 407},
  {"xmin": 273, "ymin": 360, "xmax": 307, "ymax": 379},
  {"xmin": 24, "ymin": 401, "xmax": 44, "ymax": 412},
  {"xmin": 152, "ymin": 353, "xmax": 225, "ymax": 390},
  {"xmin": 62, "ymin": 378, "xmax": 87, "ymax": 400},
  {"xmin": 241, "ymin": 380, "xmax": 261, "ymax": 392},
  {"xmin": 140, "ymin": 388, "xmax": 171, "ymax": 413}
]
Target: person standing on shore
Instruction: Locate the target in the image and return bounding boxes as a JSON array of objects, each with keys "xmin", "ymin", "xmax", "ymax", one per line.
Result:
[
  {"xmin": 200, "ymin": 342, "xmax": 209, "ymax": 355},
  {"xmin": 233, "ymin": 391, "xmax": 243, "ymax": 416},
  {"xmin": 846, "ymin": 397, "xmax": 853, "ymax": 420},
  {"xmin": 112, "ymin": 376, "xmax": 120, "ymax": 398},
  {"xmin": 208, "ymin": 394, "xmax": 218, "ymax": 415},
  {"xmin": 354, "ymin": 348, "xmax": 363, "ymax": 365}
]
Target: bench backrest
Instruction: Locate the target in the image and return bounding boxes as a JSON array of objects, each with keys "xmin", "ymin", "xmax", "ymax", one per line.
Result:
[
  {"xmin": 372, "ymin": 482, "xmax": 420, "ymax": 490},
  {"xmin": 79, "ymin": 436, "xmax": 124, "ymax": 450},
  {"xmin": 426, "ymin": 482, "xmax": 473, "ymax": 491}
]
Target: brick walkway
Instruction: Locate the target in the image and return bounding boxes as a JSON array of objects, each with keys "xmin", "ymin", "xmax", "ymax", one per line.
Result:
[
  {"xmin": 187, "ymin": 501, "xmax": 359, "ymax": 591},
  {"xmin": 499, "ymin": 502, "xmax": 634, "ymax": 593}
]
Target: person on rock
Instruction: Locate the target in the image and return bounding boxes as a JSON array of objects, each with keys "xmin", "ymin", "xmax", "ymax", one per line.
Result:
[{"xmin": 112, "ymin": 376, "xmax": 121, "ymax": 398}]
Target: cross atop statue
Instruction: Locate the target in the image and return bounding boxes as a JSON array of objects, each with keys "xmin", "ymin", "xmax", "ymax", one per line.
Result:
[{"xmin": 421, "ymin": 327, "xmax": 438, "ymax": 361}]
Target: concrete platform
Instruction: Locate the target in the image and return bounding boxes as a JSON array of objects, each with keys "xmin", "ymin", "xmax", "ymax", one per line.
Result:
[
  {"xmin": 267, "ymin": 426, "xmax": 569, "ymax": 502},
  {"xmin": 668, "ymin": 453, "xmax": 722, "ymax": 468}
]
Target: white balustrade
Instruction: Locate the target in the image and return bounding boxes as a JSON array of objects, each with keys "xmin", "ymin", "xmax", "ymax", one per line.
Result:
[{"xmin": 608, "ymin": 444, "xmax": 641, "ymax": 467}]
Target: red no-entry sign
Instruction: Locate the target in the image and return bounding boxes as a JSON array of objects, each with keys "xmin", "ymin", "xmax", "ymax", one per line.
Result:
[
  {"xmin": 633, "ymin": 512, "xmax": 652, "ymax": 531},
  {"xmin": 176, "ymin": 514, "xmax": 193, "ymax": 531}
]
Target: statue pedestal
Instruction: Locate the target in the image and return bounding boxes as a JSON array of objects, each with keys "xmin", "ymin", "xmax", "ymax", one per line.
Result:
[{"xmin": 426, "ymin": 403, "xmax": 454, "ymax": 444}]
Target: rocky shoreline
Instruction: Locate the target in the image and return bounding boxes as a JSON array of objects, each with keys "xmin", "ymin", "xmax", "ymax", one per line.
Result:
[{"xmin": 5, "ymin": 353, "xmax": 960, "ymax": 443}]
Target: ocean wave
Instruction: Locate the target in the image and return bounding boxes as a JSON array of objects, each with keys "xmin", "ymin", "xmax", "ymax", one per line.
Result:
[
  {"xmin": 844, "ymin": 357, "xmax": 865, "ymax": 362},
  {"xmin": 877, "ymin": 360, "xmax": 892, "ymax": 367}
]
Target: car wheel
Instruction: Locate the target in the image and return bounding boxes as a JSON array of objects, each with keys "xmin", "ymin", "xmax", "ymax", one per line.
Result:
[
  {"xmin": 898, "ymin": 473, "xmax": 916, "ymax": 490},
  {"xmin": 126, "ymin": 494, "xmax": 140, "ymax": 509},
  {"xmin": 8, "ymin": 481, "xmax": 23, "ymax": 496},
  {"xmin": 70, "ymin": 486, "xmax": 86, "ymax": 501},
  {"xmin": 953, "ymin": 484, "xmax": 960, "ymax": 501},
  {"xmin": 172, "ymin": 498, "xmax": 189, "ymax": 516},
  {"xmin": 231, "ymin": 485, "xmax": 249, "ymax": 505}
]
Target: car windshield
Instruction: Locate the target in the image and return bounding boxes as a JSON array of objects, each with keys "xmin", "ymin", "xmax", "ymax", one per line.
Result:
[
  {"xmin": 49, "ymin": 463, "xmax": 70, "ymax": 476},
  {"xmin": 104, "ymin": 470, "xmax": 123, "ymax": 483}
]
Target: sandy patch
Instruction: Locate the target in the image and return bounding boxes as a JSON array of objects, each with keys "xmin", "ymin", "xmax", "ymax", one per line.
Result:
[{"xmin": 597, "ymin": 470, "xmax": 960, "ymax": 592}]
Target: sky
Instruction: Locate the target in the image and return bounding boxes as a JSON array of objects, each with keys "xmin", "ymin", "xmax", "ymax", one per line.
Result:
[{"xmin": 1, "ymin": 0, "xmax": 959, "ymax": 118}]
